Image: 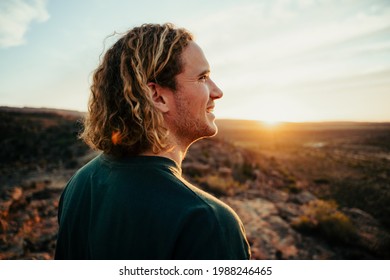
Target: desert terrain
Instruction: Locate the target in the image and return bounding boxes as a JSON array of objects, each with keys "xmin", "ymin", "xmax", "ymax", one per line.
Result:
[{"xmin": 1, "ymin": 107, "xmax": 389, "ymax": 259}]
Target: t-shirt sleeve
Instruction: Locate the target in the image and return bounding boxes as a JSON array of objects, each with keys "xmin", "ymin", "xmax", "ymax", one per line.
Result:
[{"xmin": 172, "ymin": 205, "xmax": 251, "ymax": 260}]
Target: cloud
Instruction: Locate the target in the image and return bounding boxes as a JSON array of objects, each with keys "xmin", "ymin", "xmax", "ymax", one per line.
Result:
[
  {"xmin": 0, "ymin": 0, "xmax": 50, "ymax": 48},
  {"xmin": 185, "ymin": 0, "xmax": 390, "ymax": 92},
  {"xmin": 182, "ymin": 0, "xmax": 390, "ymax": 121},
  {"xmin": 196, "ymin": 0, "xmax": 390, "ymax": 62}
]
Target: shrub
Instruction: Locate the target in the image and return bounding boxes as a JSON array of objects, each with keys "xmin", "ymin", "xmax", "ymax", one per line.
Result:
[
  {"xmin": 283, "ymin": 182, "xmax": 302, "ymax": 194},
  {"xmin": 198, "ymin": 174, "xmax": 248, "ymax": 196},
  {"xmin": 232, "ymin": 162, "xmax": 257, "ymax": 182},
  {"xmin": 292, "ymin": 200, "xmax": 357, "ymax": 244}
]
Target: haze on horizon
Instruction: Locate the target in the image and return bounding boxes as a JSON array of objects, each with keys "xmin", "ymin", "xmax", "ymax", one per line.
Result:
[{"xmin": 0, "ymin": 0, "xmax": 389, "ymax": 123}]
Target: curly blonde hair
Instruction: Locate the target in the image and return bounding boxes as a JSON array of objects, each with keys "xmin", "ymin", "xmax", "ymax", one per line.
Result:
[{"xmin": 81, "ymin": 23, "xmax": 193, "ymax": 156}]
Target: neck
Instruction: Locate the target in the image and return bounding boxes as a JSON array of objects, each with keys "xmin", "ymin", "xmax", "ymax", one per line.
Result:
[
  {"xmin": 141, "ymin": 127, "xmax": 198, "ymax": 167},
  {"xmin": 141, "ymin": 143, "xmax": 189, "ymax": 168}
]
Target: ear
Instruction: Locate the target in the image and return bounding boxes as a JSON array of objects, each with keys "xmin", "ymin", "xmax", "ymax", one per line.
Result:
[{"xmin": 147, "ymin": 82, "xmax": 171, "ymax": 113}]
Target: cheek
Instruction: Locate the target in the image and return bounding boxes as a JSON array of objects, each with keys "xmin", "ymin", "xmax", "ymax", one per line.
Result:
[
  {"xmin": 197, "ymin": 87, "xmax": 210, "ymax": 105},
  {"xmin": 194, "ymin": 96, "xmax": 208, "ymax": 114},
  {"xmin": 177, "ymin": 85, "xmax": 209, "ymax": 114}
]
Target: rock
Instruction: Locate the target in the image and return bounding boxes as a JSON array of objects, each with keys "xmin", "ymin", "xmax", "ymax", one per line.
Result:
[
  {"xmin": 263, "ymin": 188, "xmax": 289, "ymax": 203},
  {"xmin": 223, "ymin": 198, "xmax": 301, "ymax": 259},
  {"xmin": 0, "ymin": 178, "xmax": 60, "ymax": 260},
  {"xmin": 222, "ymin": 196, "xmax": 381, "ymax": 260},
  {"xmin": 275, "ymin": 202, "xmax": 304, "ymax": 223},
  {"xmin": 218, "ymin": 167, "xmax": 232, "ymax": 176},
  {"xmin": 342, "ymin": 207, "xmax": 390, "ymax": 257},
  {"xmin": 250, "ymin": 184, "xmax": 289, "ymax": 203},
  {"xmin": 264, "ymin": 215, "xmax": 299, "ymax": 259},
  {"xmin": 288, "ymin": 191, "xmax": 316, "ymax": 204}
]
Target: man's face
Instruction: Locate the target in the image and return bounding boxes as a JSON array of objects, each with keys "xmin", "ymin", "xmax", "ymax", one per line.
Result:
[{"xmin": 169, "ymin": 41, "xmax": 223, "ymax": 145}]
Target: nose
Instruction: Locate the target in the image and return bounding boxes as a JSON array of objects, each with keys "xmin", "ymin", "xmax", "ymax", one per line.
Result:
[{"xmin": 209, "ymin": 79, "xmax": 223, "ymax": 100}]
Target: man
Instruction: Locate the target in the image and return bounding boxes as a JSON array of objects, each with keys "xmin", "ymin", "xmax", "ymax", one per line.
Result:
[{"xmin": 55, "ymin": 23, "xmax": 251, "ymax": 260}]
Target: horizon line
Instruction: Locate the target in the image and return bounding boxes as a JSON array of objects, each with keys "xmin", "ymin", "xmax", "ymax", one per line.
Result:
[{"xmin": 1, "ymin": 105, "xmax": 390, "ymax": 124}]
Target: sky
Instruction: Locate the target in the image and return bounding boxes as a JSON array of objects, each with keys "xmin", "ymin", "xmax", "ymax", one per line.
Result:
[{"xmin": 0, "ymin": 0, "xmax": 390, "ymax": 123}]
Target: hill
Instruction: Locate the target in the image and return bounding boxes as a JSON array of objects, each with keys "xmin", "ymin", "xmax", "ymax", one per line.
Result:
[
  {"xmin": 0, "ymin": 107, "xmax": 88, "ymax": 187},
  {"xmin": 0, "ymin": 107, "xmax": 389, "ymax": 259}
]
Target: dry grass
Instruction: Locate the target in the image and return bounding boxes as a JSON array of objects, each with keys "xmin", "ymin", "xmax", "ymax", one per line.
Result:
[{"xmin": 291, "ymin": 200, "xmax": 357, "ymax": 244}]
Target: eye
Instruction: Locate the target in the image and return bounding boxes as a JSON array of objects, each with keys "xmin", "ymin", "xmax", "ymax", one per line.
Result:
[{"xmin": 199, "ymin": 75, "xmax": 209, "ymax": 82}]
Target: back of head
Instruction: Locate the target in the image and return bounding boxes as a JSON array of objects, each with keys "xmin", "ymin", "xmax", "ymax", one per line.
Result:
[{"xmin": 80, "ymin": 23, "xmax": 193, "ymax": 157}]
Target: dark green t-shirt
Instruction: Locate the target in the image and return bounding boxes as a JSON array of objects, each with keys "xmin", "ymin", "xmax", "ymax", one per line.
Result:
[{"xmin": 55, "ymin": 154, "xmax": 250, "ymax": 259}]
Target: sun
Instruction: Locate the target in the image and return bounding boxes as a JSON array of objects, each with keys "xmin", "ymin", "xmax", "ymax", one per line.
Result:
[
  {"xmin": 260, "ymin": 105, "xmax": 287, "ymax": 126},
  {"xmin": 256, "ymin": 93, "xmax": 305, "ymax": 124},
  {"xmin": 263, "ymin": 119, "xmax": 281, "ymax": 127},
  {"xmin": 260, "ymin": 102, "xmax": 287, "ymax": 126}
]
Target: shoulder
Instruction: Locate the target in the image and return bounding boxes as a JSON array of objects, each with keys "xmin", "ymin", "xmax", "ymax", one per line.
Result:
[
  {"xmin": 181, "ymin": 179, "xmax": 243, "ymax": 226},
  {"xmin": 173, "ymin": 180, "xmax": 251, "ymax": 259}
]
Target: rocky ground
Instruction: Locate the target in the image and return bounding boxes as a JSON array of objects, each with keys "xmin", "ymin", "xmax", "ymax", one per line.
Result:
[
  {"xmin": 0, "ymin": 179, "xmax": 61, "ymax": 259},
  {"xmin": 1, "ymin": 107, "xmax": 389, "ymax": 259},
  {"xmin": 183, "ymin": 139, "xmax": 390, "ymax": 259}
]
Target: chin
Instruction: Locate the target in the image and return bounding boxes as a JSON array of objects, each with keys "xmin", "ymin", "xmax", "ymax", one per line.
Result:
[
  {"xmin": 191, "ymin": 124, "xmax": 218, "ymax": 145},
  {"xmin": 176, "ymin": 115, "xmax": 218, "ymax": 144},
  {"xmin": 207, "ymin": 112, "xmax": 217, "ymax": 128},
  {"xmin": 205, "ymin": 120, "xmax": 218, "ymax": 137},
  {"xmin": 193, "ymin": 120, "xmax": 217, "ymax": 140}
]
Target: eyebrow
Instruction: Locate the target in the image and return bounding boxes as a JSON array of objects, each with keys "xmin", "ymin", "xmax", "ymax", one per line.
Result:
[{"xmin": 198, "ymin": 69, "xmax": 210, "ymax": 77}]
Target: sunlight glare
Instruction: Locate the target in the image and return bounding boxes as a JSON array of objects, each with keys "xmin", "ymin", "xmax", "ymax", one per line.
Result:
[
  {"xmin": 263, "ymin": 119, "xmax": 281, "ymax": 127},
  {"xmin": 257, "ymin": 93, "xmax": 302, "ymax": 124}
]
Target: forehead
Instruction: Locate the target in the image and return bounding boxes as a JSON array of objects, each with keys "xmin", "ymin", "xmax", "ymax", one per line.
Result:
[{"xmin": 180, "ymin": 41, "xmax": 210, "ymax": 75}]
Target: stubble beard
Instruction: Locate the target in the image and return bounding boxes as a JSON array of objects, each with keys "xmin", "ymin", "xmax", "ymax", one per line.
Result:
[{"xmin": 173, "ymin": 98, "xmax": 218, "ymax": 147}]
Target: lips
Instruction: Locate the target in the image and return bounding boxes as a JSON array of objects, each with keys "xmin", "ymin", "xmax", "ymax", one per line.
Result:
[{"xmin": 206, "ymin": 105, "xmax": 215, "ymax": 113}]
